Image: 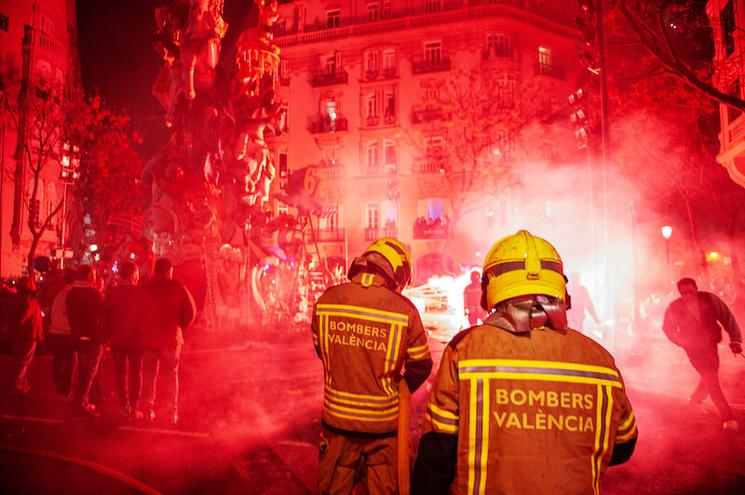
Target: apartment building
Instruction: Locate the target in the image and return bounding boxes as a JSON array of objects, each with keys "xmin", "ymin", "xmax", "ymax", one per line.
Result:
[
  {"xmin": 0, "ymin": 0, "xmax": 80, "ymax": 276},
  {"xmin": 707, "ymin": 0, "xmax": 745, "ymax": 189},
  {"xmin": 273, "ymin": 0, "xmax": 580, "ymax": 279}
]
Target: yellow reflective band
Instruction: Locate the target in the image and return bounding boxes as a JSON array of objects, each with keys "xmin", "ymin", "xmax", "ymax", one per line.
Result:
[
  {"xmin": 478, "ymin": 380, "xmax": 490, "ymax": 495},
  {"xmin": 407, "ymin": 343, "xmax": 428, "ymax": 356},
  {"xmin": 600, "ymin": 385, "xmax": 614, "ymax": 489},
  {"xmin": 317, "ymin": 303, "xmax": 409, "ymax": 324},
  {"xmin": 618, "ymin": 411, "xmax": 635, "ymax": 432},
  {"xmin": 616, "ymin": 425, "xmax": 637, "ymax": 443},
  {"xmin": 428, "ymin": 413, "xmax": 458, "ymax": 433},
  {"xmin": 459, "ymin": 359, "xmax": 620, "ymax": 378},
  {"xmin": 467, "ymin": 379, "xmax": 478, "ymax": 495},
  {"xmin": 382, "ymin": 323, "xmax": 403, "ymax": 395},
  {"xmin": 429, "ymin": 403, "xmax": 458, "ymax": 420},
  {"xmin": 459, "ymin": 371, "xmax": 622, "ymax": 389},
  {"xmin": 325, "ymin": 385, "xmax": 399, "ymax": 403},
  {"xmin": 361, "ymin": 273, "xmax": 375, "ymax": 287},
  {"xmin": 324, "ymin": 400, "xmax": 399, "ymax": 416},
  {"xmin": 591, "ymin": 385, "xmax": 602, "ymax": 495}
]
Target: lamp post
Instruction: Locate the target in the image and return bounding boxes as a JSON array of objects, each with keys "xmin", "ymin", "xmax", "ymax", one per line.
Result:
[
  {"xmin": 59, "ymin": 141, "xmax": 81, "ymax": 268},
  {"xmin": 661, "ymin": 225, "xmax": 672, "ymax": 284}
]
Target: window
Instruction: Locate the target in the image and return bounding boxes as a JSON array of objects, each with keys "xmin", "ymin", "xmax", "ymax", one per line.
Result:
[
  {"xmin": 366, "ymin": 142, "xmax": 380, "ymax": 170},
  {"xmin": 278, "ymin": 150, "xmax": 289, "ymax": 178},
  {"xmin": 538, "ymin": 46, "xmax": 552, "ymax": 67},
  {"xmin": 426, "ymin": 136, "xmax": 444, "ymax": 159},
  {"xmin": 722, "ymin": 1, "xmax": 736, "ymax": 57},
  {"xmin": 366, "ymin": 202, "xmax": 380, "ymax": 229},
  {"xmin": 326, "ymin": 9, "xmax": 341, "ymax": 28},
  {"xmin": 384, "ymin": 90, "xmax": 396, "ymax": 119},
  {"xmin": 280, "ymin": 59, "xmax": 289, "ymax": 80},
  {"xmin": 496, "ymin": 73, "xmax": 516, "ymax": 107},
  {"xmin": 366, "ymin": 50, "xmax": 380, "ymax": 72},
  {"xmin": 0, "ymin": 13, "xmax": 9, "ymax": 32},
  {"xmin": 40, "ymin": 14, "xmax": 55, "ymax": 36},
  {"xmin": 367, "ymin": 2, "xmax": 380, "ymax": 22},
  {"xmin": 426, "ymin": 199, "xmax": 445, "ymax": 220},
  {"xmin": 384, "ymin": 140, "xmax": 397, "ymax": 167},
  {"xmin": 320, "ymin": 205, "xmax": 339, "ymax": 231},
  {"xmin": 486, "ymin": 33, "xmax": 511, "ymax": 57},
  {"xmin": 424, "ymin": 41, "xmax": 442, "ymax": 63},
  {"xmin": 381, "ymin": 201, "xmax": 398, "ymax": 228},
  {"xmin": 323, "ymin": 53, "xmax": 339, "ymax": 74},
  {"xmin": 366, "ymin": 93, "xmax": 378, "ymax": 118},
  {"xmin": 383, "ymin": 49, "xmax": 396, "ymax": 71},
  {"xmin": 425, "ymin": 83, "xmax": 440, "ymax": 102},
  {"xmin": 425, "ymin": 0, "xmax": 441, "ymax": 13},
  {"xmin": 325, "ymin": 99, "xmax": 337, "ymax": 120},
  {"xmin": 46, "ymin": 183, "xmax": 56, "ymax": 222},
  {"xmin": 382, "ymin": 0, "xmax": 392, "ymax": 18}
]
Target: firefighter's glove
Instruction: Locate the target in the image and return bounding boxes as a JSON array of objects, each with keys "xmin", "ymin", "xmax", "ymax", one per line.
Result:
[{"xmin": 730, "ymin": 342, "xmax": 743, "ymax": 354}]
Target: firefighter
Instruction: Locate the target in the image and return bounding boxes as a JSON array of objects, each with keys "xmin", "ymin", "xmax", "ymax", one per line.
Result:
[
  {"xmin": 313, "ymin": 237, "xmax": 433, "ymax": 495},
  {"xmin": 463, "ymin": 270, "xmax": 485, "ymax": 326},
  {"xmin": 411, "ymin": 230, "xmax": 637, "ymax": 495}
]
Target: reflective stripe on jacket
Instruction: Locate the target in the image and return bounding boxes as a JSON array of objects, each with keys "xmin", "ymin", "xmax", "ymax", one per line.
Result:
[
  {"xmin": 417, "ymin": 323, "xmax": 637, "ymax": 495},
  {"xmin": 312, "ymin": 272, "xmax": 432, "ymax": 434}
]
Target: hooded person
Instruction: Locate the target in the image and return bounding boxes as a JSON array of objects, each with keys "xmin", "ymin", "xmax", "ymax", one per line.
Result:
[
  {"xmin": 411, "ymin": 230, "xmax": 637, "ymax": 495},
  {"xmin": 312, "ymin": 237, "xmax": 433, "ymax": 495}
]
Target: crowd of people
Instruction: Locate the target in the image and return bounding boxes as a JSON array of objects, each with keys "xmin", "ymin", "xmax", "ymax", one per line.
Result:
[
  {"xmin": 412, "ymin": 215, "xmax": 450, "ymax": 238},
  {"xmin": 0, "ymin": 258, "xmax": 196, "ymax": 424}
]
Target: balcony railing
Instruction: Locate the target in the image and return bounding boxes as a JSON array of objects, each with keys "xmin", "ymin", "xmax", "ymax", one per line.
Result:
[
  {"xmin": 363, "ymin": 67, "xmax": 399, "ymax": 81},
  {"xmin": 317, "ymin": 162, "xmax": 344, "ymax": 180},
  {"xmin": 365, "ymin": 227, "xmax": 398, "ymax": 241},
  {"xmin": 309, "ymin": 115, "xmax": 348, "ymax": 134},
  {"xmin": 413, "ymin": 218, "xmax": 450, "ymax": 239},
  {"xmin": 412, "ymin": 57, "xmax": 452, "ymax": 74},
  {"xmin": 316, "ymin": 228, "xmax": 345, "ymax": 242},
  {"xmin": 312, "ymin": 70, "xmax": 349, "ymax": 87},
  {"xmin": 482, "ymin": 46, "xmax": 514, "ymax": 60},
  {"xmin": 419, "ymin": 160, "xmax": 445, "ymax": 173},
  {"xmin": 411, "ymin": 106, "xmax": 445, "ymax": 124},
  {"xmin": 534, "ymin": 62, "xmax": 566, "ymax": 80}
]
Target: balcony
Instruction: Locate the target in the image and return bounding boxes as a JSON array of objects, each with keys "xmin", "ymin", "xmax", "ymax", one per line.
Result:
[
  {"xmin": 482, "ymin": 46, "xmax": 514, "ymax": 60},
  {"xmin": 413, "ymin": 217, "xmax": 450, "ymax": 239},
  {"xmin": 312, "ymin": 70, "xmax": 349, "ymax": 87},
  {"xmin": 534, "ymin": 62, "xmax": 566, "ymax": 80},
  {"xmin": 317, "ymin": 162, "xmax": 344, "ymax": 180},
  {"xmin": 363, "ymin": 68, "xmax": 399, "ymax": 81},
  {"xmin": 316, "ymin": 228, "xmax": 345, "ymax": 242},
  {"xmin": 411, "ymin": 106, "xmax": 445, "ymax": 124},
  {"xmin": 309, "ymin": 115, "xmax": 348, "ymax": 134},
  {"xmin": 365, "ymin": 226, "xmax": 398, "ymax": 241},
  {"xmin": 412, "ymin": 57, "xmax": 451, "ymax": 74}
]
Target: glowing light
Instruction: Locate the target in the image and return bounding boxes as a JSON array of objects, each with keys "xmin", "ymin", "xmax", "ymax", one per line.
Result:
[
  {"xmin": 706, "ymin": 251, "xmax": 721, "ymax": 263},
  {"xmin": 89, "ymin": 244, "xmax": 99, "ymax": 252},
  {"xmin": 661, "ymin": 225, "xmax": 672, "ymax": 239},
  {"xmin": 129, "ymin": 252, "xmax": 136, "ymax": 260}
]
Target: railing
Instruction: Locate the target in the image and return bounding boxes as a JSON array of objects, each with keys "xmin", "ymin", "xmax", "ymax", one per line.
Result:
[
  {"xmin": 316, "ymin": 228, "xmax": 345, "ymax": 242},
  {"xmin": 363, "ymin": 68, "xmax": 399, "ymax": 81},
  {"xmin": 275, "ymin": 2, "xmax": 575, "ymax": 47},
  {"xmin": 308, "ymin": 115, "xmax": 349, "ymax": 134},
  {"xmin": 413, "ymin": 220, "xmax": 450, "ymax": 239},
  {"xmin": 534, "ymin": 62, "xmax": 566, "ymax": 80},
  {"xmin": 412, "ymin": 57, "xmax": 452, "ymax": 74},
  {"xmin": 419, "ymin": 161, "xmax": 444, "ymax": 173},
  {"xmin": 311, "ymin": 70, "xmax": 349, "ymax": 87},
  {"xmin": 482, "ymin": 45, "xmax": 514, "ymax": 60},
  {"xmin": 317, "ymin": 163, "xmax": 344, "ymax": 180},
  {"xmin": 365, "ymin": 227, "xmax": 398, "ymax": 240},
  {"xmin": 411, "ymin": 107, "xmax": 445, "ymax": 124}
]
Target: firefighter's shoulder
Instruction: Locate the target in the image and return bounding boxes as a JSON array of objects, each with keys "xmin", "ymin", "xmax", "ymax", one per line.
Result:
[{"xmin": 562, "ymin": 327, "xmax": 621, "ymax": 369}]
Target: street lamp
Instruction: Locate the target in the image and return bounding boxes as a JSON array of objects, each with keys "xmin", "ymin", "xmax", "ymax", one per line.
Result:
[
  {"xmin": 59, "ymin": 141, "xmax": 81, "ymax": 268},
  {"xmin": 661, "ymin": 225, "xmax": 672, "ymax": 283}
]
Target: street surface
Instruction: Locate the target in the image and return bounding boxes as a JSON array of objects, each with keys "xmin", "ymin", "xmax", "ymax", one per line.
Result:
[{"xmin": 1, "ymin": 325, "xmax": 744, "ymax": 494}]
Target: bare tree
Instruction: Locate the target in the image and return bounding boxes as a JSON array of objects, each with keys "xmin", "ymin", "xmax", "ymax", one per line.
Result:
[
  {"xmin": 617, "ymin": 0, "xmax": 745, "ymax": 110},
  {"xmin": 2, "ymin": 83, "xmax": 67, "ymax": 275},
  {"xmin": 407, "ymin": 66, "xmax": 562, "ymax": 233}
]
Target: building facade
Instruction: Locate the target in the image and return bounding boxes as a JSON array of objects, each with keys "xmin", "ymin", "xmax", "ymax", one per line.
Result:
[
  {"xmin": 708, "ymin": 0, "xmax": 745, "ymax": 188},
  {"xmin": 0, "ymin": 0, "xmax": 80, "ymax": 276},
  {"xmin": 272, "ymin": 0, "xmax": 580, "ymax": 280}
]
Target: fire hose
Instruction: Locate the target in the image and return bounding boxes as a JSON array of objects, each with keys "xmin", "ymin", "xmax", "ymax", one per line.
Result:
[{"xmin": 398, "ymin": 380, "xmax": 411, "ymax": 495}]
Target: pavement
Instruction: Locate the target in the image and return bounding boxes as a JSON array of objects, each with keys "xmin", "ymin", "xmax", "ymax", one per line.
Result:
[{"xmin": 0, "ymin": 326, "xmax": 744, "ymax": 494}]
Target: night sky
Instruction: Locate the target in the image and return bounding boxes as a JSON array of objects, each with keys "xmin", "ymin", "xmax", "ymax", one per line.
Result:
[{"xmin": 75, "ymin": 0, "xmax": 169, "ymax": 156}]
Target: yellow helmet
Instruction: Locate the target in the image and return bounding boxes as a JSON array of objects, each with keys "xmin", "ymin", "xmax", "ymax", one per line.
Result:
[
  {"xmin": 481, "ymin": 230, "xmax": 566, "ymax": 310},
  {"xmin": 348, "ymin": 237, "xmax": 412, "ymax": 291}
]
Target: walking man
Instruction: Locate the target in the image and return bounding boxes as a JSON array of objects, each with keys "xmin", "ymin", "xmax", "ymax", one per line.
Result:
[
  {"xmin": 104, "ymin": 262, "xmax": 143, "ymax": 419},
  {"xmin": 313, "ymin": 237, "xmax": 432, "ymax": 494},
  {"xmin": 48, "ymin": 269, "xmax": 76, "ymax": 398},
  {"xmin": 412, "ymin": 230, "xmax": 637, "ymax": 495},
  {"xmin": 9, "ymin": 277, "xmax": 44, "ymax": 394},
  {"xmin": 66, "ymin": 265, "xmax": 106, "ymax": 416},
  {"xmin": 139, "ymin": 258, "xmax": 196, "ymax": 425},
  {"xmin": 662, "ymin": 277, "xmax": 742, "ymax": 431},
  {"xmin": 463, "ymin": 270, "xmax": 485, "ymax": 326}
]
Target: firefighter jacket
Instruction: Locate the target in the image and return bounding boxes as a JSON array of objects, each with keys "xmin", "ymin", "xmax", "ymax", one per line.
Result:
[
  {"xmin": 412, "ymin": 316, "xmax": 637, "ymax": 495},
  {"xmin": 312, "ymin": 272, "xmax": 433, "ymax": 435},
  {"xmin": 662, "ymin": 291, "xmax": 742, "ymax": 350}
]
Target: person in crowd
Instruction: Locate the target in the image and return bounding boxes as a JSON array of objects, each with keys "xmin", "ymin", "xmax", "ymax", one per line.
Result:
[
  {"xmin": 312, "ymin": 237, "xmax": 432, "ymax": 494},
  {"xmin": 412, "ymin": 230, "xmax": 637, "ymax": 495},
  {"xmin": 662, "ymin": 277, "xmax": 742, "ymax": 431},
  {"xmin": 566, "ymin": 272, "xmax": 601, "ymax": 335},
  {"xmin": 138, "ymin": 258, "xmax": 196, "ymax": 425},
  {"xmin": 9, "ymin": 276, "xmax": 44, "ymax": 394},
  {"xmin": 66, "ymin": 265, "xmax": 106, "ymax": 417},
  {"xmin": 104, "ymin": 262, "xmax": 143, "ymax": 419},
  {"xmin": 48, "ymin": 268, "xmax": 76, "ymax": 398},
  {"xmin": 463, "ymin": 270, "xmax": 485, "ymax": 326}
]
